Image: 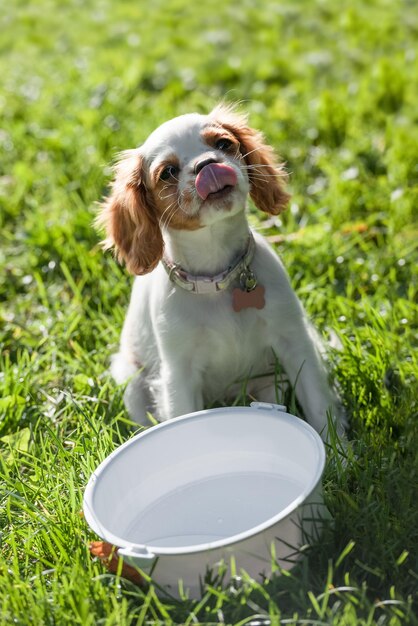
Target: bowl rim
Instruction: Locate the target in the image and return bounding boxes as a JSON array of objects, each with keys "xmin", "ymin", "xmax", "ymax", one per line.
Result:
[{"xmin": 83, "ymin": 405, "xmax": 326, "ymax": 556}]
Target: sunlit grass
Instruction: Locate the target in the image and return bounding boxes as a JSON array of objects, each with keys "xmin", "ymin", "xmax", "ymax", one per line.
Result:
[{"xmin": 1, "ymin": 0, "xmax": 417, "ymax": 623}]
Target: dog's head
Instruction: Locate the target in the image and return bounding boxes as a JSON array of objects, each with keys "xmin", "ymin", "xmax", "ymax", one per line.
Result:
[{"xmin": 97, "ymin": 105, "xmax": 290, "ymax": 275}]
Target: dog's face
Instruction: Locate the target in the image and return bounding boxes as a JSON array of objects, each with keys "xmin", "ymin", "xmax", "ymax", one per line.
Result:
[
  {"xmin": 141, "ymin": 112, "xmax": 250, "ymax": 231},
  {"xmin": 98, "ymin": 105, "xmax": 290, "ymax": 275}
]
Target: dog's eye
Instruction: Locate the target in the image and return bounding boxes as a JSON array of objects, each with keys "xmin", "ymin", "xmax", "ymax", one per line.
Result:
[
  {"xmin": 215, "ymin": 138, "xmax": 233, "ymax": 151},
  {"xmin": 160, "ymin": 165, "xmax": 179, "ymax": 181}
]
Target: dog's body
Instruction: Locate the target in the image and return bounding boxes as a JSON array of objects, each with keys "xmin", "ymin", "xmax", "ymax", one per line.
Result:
[{"xmin": 99, "ymin": 105, "xmax": 346, "ymax": 440}]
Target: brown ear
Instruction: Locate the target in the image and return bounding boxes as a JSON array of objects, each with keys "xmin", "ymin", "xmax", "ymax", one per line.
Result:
[
  {"xmin": 96, "ymin": 150, "xmax": 164, "ymax": 275},
  {"xmin": 210, "ymin": 104, "xmax": 290, "ymax": 215}
]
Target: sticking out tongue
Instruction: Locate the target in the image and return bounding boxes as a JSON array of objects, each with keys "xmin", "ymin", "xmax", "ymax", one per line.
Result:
[{"xmin": 195, "ymin": 163, "xmax": 238, "ymax": 200}]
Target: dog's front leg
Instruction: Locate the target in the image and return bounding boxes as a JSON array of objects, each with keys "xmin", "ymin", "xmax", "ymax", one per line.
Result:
[
  {"xmin": 157, "ymin": 362, "xmax": 204, "ymax": 421},
  {"xmin": 273, "ymin": 323, "xmax": 346, "ymax": 440}
]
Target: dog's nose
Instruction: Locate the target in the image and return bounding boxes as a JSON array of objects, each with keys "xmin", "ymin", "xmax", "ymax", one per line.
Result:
[{"xmin": 194, "ymin": 157, "xmax": 218, "ymax": 175}]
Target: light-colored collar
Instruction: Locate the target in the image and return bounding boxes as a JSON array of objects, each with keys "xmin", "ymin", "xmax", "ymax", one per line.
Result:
[{"xmin": 161, "ymin": 233, "xmax": 256, "ymax": 294}]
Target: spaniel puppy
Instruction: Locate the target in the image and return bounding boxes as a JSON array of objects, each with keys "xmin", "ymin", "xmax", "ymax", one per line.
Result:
[{"xmin": 98, "ymin": 105, "xmax": 346, "ymax": 440}]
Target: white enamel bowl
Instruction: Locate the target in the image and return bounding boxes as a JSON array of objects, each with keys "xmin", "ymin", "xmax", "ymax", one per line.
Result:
[{"xmin": 83, "ymin": 403, "xmax": 327, "ymax": 599}]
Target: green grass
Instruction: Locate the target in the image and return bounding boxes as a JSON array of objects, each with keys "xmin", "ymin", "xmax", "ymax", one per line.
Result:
[{"xmin": 1, "ymin": 0, "xmax": 417, "ymax": 623}]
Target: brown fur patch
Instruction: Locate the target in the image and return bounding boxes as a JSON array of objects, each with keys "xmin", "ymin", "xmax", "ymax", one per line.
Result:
[
  {"xmin": 96, "ymin": 150, "xmax": 164, "ymax": 275},
  {"xmin": 209, "ymin": 105, "xmax": 290, "ymax": 215},
  {"xmin": 201, "ymin": 127, "xmax": 241, "ymax": 158},
  {"xmin": 150, "ymin": 155, "xmax": 180, "ymax": 186}
]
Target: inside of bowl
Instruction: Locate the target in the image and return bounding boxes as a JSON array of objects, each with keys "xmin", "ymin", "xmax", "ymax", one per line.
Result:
[
  {"xmin": 88, "ymin": 408, "xmax": 323, "ymax": 549},
  {"xmin": 122, "ymin": 469, "xmax": 304, "ymax": 547}
]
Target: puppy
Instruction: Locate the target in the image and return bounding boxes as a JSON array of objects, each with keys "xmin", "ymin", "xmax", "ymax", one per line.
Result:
[{"xmin": 98, "ymin": 104, "xmax": 346, "ymax": 440}]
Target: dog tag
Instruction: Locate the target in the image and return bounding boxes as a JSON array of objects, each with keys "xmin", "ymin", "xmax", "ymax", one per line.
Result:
[{"xmin": 232, "ymin": 285, "xmax": 266, "ymax": 312}]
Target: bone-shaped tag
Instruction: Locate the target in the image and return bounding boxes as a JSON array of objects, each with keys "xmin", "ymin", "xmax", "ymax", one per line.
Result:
[{"xmin": 232, "ymin": 285, "xmax": 265, "ymax": 312}]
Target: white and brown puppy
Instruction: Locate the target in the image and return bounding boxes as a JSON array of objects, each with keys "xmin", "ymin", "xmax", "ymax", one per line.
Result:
[{"xmin": 98, "ymin": 105, "xmax": 346, "ymax": 440}]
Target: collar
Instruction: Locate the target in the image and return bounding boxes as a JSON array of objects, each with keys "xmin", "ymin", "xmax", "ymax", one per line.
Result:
[{"xmin": 161, "ymin": 232, "xmax": 256, "ymax": 294}]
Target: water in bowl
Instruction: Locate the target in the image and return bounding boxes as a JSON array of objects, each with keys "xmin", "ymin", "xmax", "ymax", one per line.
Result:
[{"xmin": 124, "ymin": 471, "xmax": 303, "ymax": 548}]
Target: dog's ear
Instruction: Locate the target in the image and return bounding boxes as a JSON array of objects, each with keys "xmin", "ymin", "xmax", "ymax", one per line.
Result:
[
  {"xmin": 210, "ymin": 105, "xmax": 290, "ymax": 215},
  {"xmin": 96, "ymin": 150, "xmax": 164, "ymax": 275}
]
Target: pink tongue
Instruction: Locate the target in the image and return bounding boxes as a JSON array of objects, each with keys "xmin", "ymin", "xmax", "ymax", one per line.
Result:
[{"xmin": 195, "ymin": 163, "xmax": 237, "ymax": 200}]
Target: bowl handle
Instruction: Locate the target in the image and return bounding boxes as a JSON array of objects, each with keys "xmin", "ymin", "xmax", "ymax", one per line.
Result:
[
  {"xmin": 250, "ymin": 401, "xmax": 287, "ymax": 413},
  {"xmin": 118, "ymin": 545, "xmax": 157, "ymax": 572}
]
